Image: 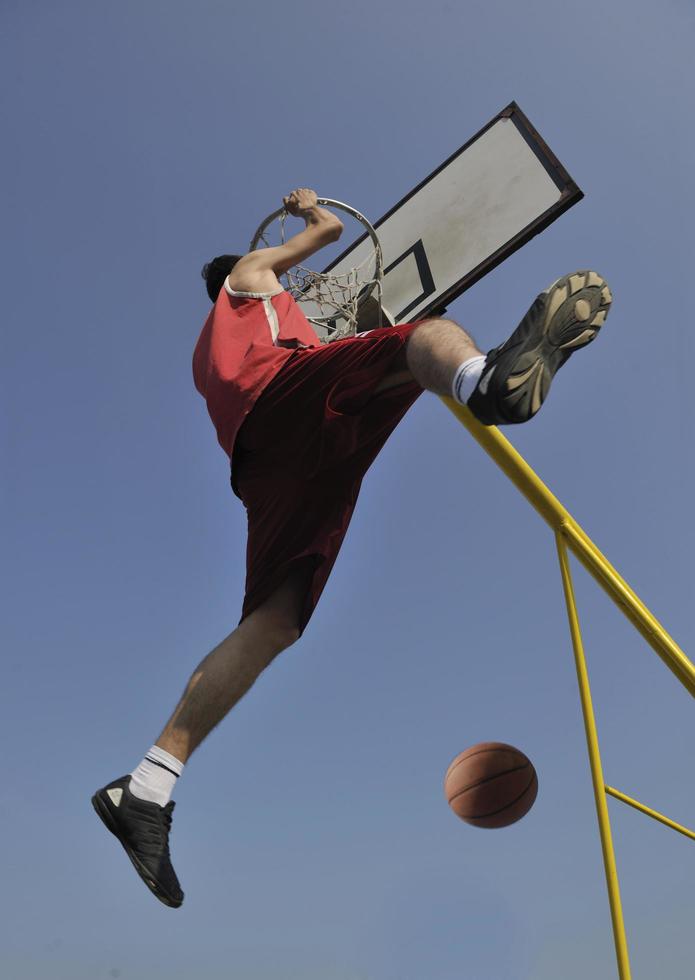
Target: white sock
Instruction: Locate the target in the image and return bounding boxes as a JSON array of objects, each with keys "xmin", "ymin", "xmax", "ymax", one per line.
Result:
[
  {"xmin": 452, "ymin": 354, "xmax": 487, "ymax": 404},
  {"xmin": 129, "ymin": 745, "xmax": 184, "ymax": 807}
]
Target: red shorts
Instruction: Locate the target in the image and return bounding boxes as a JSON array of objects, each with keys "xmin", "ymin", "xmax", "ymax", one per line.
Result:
[{"xmin": 232, "ymin": 323, "xmax": 424, "ymax": 632}]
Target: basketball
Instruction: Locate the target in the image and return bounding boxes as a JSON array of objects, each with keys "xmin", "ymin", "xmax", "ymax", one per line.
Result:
[{"xmin": 444, "ymin": 742, "xmax": 538, "ymax": 828}]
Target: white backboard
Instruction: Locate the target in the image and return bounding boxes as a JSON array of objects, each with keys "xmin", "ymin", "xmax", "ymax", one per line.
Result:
[{"xmin": 317, "ymin": 103, "xmax": 582, "ymax": 339}]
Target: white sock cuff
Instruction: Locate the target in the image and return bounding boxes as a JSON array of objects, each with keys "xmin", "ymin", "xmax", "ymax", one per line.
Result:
[
  {"xmin": 147, "ymin": 745, "xmax": 184, "ymax": 777},
  {"xmin": 452, "ymin": 354, "xmax": 487, "ymax": 404}
]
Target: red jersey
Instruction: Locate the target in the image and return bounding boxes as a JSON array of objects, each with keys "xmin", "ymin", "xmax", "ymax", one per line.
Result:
[{"xmin": 192, "ymin": 279, "xmax": 320, "ymax": 456}]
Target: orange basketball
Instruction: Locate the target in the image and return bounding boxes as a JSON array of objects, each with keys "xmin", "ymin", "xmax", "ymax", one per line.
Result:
[{"xmin": 444, "ymin": 742, "xmax": 538, "ymax": 828}]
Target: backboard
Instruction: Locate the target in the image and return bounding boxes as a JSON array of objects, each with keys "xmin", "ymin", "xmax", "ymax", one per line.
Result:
[{"xmin": 315, "ymin": 102, "xmax": 583, "ymax": 340}]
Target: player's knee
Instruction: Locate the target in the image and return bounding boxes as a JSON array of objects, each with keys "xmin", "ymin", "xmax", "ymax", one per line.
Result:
[
  {"xmin": 271, "ymin": 620, "xmax": 301, "ymax": 653},
  {"xmin": 247, "ymin": 561, "xmax": 312, "ymax": 657},
  {"xmin": 407, "ymin": 318, "xmax": 460, "ymax": 354},
  {"xmin": 412, "ymin": 317, "xmax": 465, "ymax": 339},
  {"xmin": 257, "ymin": 611, "xmax": 301, "ymax": 658}
]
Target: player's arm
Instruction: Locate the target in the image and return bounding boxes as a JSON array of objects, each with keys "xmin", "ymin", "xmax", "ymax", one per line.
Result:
[{"xmin": 229, "ymin": 188, "xmax": 343, "ymax": 293}]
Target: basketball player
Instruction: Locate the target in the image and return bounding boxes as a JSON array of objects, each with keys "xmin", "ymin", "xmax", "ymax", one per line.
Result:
[{"xmin": 92, "ymin": 188, "xmax": 612, "ymax": 907}]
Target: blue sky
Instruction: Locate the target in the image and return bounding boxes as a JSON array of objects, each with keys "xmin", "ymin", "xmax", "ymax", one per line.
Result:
[{"xmin": 2, "ymin": 1, "xmax": 694, "ymax": 978}]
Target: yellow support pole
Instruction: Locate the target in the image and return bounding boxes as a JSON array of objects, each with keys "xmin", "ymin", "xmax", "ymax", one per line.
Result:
[
  {"xmin": 441, "ymin": 398, "xmax": 695, "ymax": 697},
  {"xmin": 605, "ymin": 786, "xmax": 695, "ymax": 842},
  {"xmin": 556, "ymin": 535, "xmax": 632, "ymax": 980},
  {"xmin": 437, "ymin": 398, "xmax": 694, "ymax": 978}
]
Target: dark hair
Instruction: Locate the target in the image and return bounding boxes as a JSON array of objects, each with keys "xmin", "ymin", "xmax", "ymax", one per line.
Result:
[{"xmin": 201, "ymin": 254, "xmax": 242, "ymax": 303}]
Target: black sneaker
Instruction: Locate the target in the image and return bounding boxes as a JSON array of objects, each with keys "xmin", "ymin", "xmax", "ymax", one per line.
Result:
[
  {"xmin": 467, "ymin": 271, "xmax": 612, "ymax": 425},
  {"xmin": 91, "ymin": 775, "xmax": 184, "ymax": 908}
]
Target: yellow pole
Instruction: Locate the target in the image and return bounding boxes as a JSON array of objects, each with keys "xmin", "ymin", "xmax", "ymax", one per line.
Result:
[
  {"xmin": 441, "ymin": 398, "xmax": 695, "ymax": 697},
  {"xmin": 559, "ymin": 521, "xmax": 690, "ymax": 690},
  {"xmin": 605, "ymin": 786, "xmax": 695, "ymax": 842},
  {"xmin": 556, "ymin": 534, "xmax": 632, "ymax": 980}
]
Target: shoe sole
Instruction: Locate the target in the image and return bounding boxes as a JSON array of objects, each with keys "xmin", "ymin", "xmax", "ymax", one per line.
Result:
[
  {"xmin": 489, "ymin": 271, "xmax": 612, "ymax": 423},
  {"xmin": 91, "ymin": 792, "xmax": 182, "ymax": 909}
]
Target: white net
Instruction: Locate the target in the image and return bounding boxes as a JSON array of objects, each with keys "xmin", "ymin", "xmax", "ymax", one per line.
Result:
[{"xmin": 250, "ymin": 199, "xmax": 385, "ymax": 342}]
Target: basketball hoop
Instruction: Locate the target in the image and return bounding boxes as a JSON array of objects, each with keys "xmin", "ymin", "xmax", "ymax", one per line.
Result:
[{"xmin": 249, "ymin": 198, "xmax": 386, "ymax": 343}]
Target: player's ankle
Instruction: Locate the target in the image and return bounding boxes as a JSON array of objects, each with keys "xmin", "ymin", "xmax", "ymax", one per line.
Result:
[
  {"xmin": 129, "ymin": 745, "xmax": 184, "ymax": 807},
  {"xmin": 452, "ymin": 354, "xmax": 487, "ymax": 404}
]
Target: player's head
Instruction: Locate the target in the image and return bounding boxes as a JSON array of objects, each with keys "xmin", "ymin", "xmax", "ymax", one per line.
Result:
[{"xmin": 201, "ymin": 254, "xmax": 242, "ymax": 303}]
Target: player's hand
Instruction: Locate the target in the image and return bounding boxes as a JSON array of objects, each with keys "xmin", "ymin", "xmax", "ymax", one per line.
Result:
[{"xmin": 283, "ymin": 188, "xmax": 319, "ymax": 217}]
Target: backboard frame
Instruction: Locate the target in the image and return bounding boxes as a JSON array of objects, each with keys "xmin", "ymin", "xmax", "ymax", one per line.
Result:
[{"xmin": 322, "ymin": 101, "xmax": 583, "ymax": 324}]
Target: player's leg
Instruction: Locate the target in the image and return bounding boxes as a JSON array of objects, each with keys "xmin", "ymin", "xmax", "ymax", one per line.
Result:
[
  {"xmin": 91, "ymin": 561, "xmax": 311, "ymax": 909},
  {"xmin": 371, "ymin": 318, "xmax": 480, "ymax": 395},
  {"xmin": 376, "ymin": 270, "xmax": 613, "ymax": 423},
  {"xmin": 156, "ymin": 560, "xmax": 312, "ymax": 763},
  {"xmin": 401, "ymin": 317, "xmax": 482, "ymax": 396}
]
